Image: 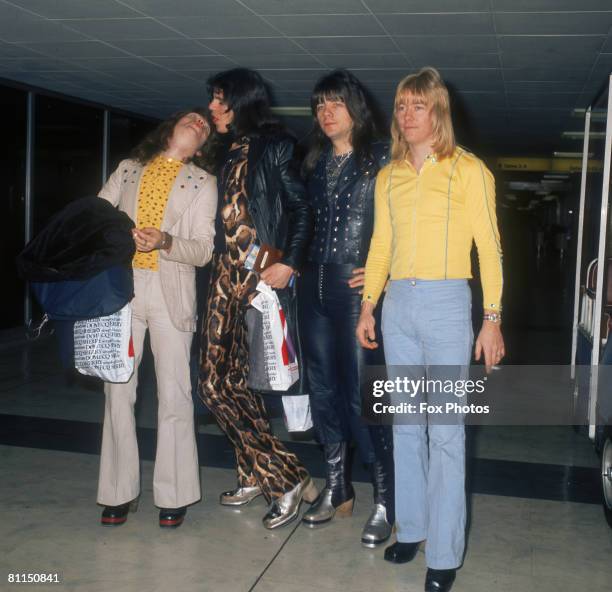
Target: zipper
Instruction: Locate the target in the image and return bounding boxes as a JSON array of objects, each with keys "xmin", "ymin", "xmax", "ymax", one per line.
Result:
[{"xmin": 318, "ymin": 264, "xmax": 324, "ymax": 305}]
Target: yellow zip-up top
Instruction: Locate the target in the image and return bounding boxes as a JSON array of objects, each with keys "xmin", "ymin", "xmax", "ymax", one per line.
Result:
[{"xmin": 362, "ymin": 148, "xmax": 503, "ymax": 310}]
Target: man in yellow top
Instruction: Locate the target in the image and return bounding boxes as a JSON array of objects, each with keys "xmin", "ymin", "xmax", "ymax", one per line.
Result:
[
  {"xmin": 356, "ymin": 68, "xmax": 504, "ymax": 592},
  {"xmin": 97, "ymin": 110, "xmax": 216, "ymax": 529}
]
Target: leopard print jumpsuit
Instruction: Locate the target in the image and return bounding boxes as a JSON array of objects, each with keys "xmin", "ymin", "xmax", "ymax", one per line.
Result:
[{"xmin": 198, "ymin": 138, "xmax": 309, "ymax": 501}]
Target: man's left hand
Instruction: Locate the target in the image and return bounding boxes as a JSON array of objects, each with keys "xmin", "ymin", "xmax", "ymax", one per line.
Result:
[
  {"xmin": 474, "ymin": 320, "xmax": 505, "ymax": 373},
  {"xmin": 260, "ymin": 263, "xmax": 294, "ymax": 289},
  {"xmin": 133, "ymin": 227, "xmax": 164, "ymax": 252}
]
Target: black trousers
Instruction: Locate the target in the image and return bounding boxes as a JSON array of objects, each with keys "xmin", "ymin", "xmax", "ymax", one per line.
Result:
[{"xmin": 299, "ymin": 262, "xmax": 389, "ymax": 464}]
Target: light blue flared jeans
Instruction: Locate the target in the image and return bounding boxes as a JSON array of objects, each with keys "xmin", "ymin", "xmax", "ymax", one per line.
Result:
[{"xmin": 382, "ymin": 278, "xmax": 473, "ymax": 569}]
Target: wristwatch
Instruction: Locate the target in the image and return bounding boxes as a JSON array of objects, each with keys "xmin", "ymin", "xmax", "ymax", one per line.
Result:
[
  {"xmin": 159, "ymin": 232, "xmax": 172, "ymax": 251},
  {"xmin": 483, "ymin": 312, "xmax": 501, "ymax": 323}
]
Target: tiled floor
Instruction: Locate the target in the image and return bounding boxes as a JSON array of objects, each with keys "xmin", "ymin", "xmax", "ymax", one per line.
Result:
[{"xmin": 1, "ymin": 445, "xmax": 611, "ymax": 592}]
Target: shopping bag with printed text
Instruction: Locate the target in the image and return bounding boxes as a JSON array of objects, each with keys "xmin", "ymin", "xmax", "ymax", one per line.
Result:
[
  {"xmin": 250, "ymin": 281, "xmax": 299, "ymax": 391},
  {"xmin": 73, "ymin": 302, "xmax": 134, "ymax": 383}
]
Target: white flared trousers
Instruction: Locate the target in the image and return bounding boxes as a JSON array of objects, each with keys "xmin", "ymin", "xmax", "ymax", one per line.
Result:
[{"xmin": 97, "ymin": 269, "xmax": 200, "ymax": 508}]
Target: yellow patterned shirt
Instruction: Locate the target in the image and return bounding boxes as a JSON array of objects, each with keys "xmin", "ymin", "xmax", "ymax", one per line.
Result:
[{"xmin": 133, "ymin": 155, "xmax": 183, "ymax": 270}]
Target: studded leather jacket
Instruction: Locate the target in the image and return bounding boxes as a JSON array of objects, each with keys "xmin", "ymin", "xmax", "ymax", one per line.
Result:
[{"xmin": 306, "ymin": 143, "xmax": 389, "ymax": 267}]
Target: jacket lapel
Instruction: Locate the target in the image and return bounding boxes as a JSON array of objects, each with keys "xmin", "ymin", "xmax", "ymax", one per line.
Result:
[
  {"xmin": 245, "ymin": 135, "xmax": 269, "ymax": 204},
  {"xmin": 162, "ymin": 162, "xmax": 205, "ymax": 231},
  {"xmin": 121, "ymin": 161, "xmax": 144, "ymax": 222}
]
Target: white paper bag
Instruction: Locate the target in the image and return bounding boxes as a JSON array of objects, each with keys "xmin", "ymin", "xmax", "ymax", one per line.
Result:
[
  {"xmin": 251, "ymin": 281, "xmax": 299, "ymax": 391},
  {"xmin": 73, "ymin": 303, "xmax": 134, "ymax": 383},
  {"xmin": 282, "ymin": 395, "xmax": 313, "ymax": 432}
]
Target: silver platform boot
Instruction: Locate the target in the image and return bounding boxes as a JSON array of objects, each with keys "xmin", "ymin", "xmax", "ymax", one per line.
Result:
[
  {"xmin": 262, "ymin": 476, "xmax": 319, "ymax": 529},
  {"xmin": 362, "ymin": 427, "xmax": 395, "ymax": 547},
  {"xmin": 220, "ymin": 485, "xmax": 263, "ymax": 506},
  {"xmin": 303, "ymin": 442, "xmax": 355, "ymax": 526}
]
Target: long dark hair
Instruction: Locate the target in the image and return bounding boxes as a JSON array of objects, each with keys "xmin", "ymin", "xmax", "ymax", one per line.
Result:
[
  {"xmin": 302, "ymin": 69, "xmax": 381, "ymax": 177},
  {"xmin": 130, "ymin": 107, "xmax": 215, "ymax": 172},
  {"xmin": 206, "ymin": 68, "xmax": 283, "ymax": 138}
]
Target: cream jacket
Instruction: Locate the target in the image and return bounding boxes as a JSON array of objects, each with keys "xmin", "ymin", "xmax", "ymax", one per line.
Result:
[{"xmin": 99, "ymin": 158, "xmax": 217, "ymax": 331}]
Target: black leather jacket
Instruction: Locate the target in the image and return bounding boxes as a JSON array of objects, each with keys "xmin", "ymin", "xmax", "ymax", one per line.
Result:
[
  {"xmin": 245, "ymin": 133, "xmax": 313, "ymax": 270},
  {"xmin": 306, "ymin": 142, "xmax": 389, "ymax": 267},
  {"xmin": 245, "ymin": 132, "xmax": 313, "ymax": 395}
]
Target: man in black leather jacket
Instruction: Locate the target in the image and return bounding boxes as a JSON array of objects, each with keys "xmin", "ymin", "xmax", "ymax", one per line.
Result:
[
  {"xmin": 299, "ymin": 70, "xmax": 395, "ymax": 547},
  {"xmin": 199, "ymin": 68, "xmax": 317, "ymax": 530}
]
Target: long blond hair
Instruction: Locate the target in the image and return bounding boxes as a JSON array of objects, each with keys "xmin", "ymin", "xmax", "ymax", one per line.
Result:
[{"xmin": 390, "ymin": 67, "xmax": 455, "ymax": 161}]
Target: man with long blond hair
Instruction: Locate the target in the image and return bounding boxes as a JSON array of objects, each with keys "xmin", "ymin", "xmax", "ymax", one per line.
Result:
[{"xmin": 356, "ymin": 68, "xmax": 504, "ymax": 591}]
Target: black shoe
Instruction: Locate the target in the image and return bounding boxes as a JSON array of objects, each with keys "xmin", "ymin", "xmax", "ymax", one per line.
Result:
[
  {"xmin": 384, "ymin": 541, "xmax": 419, "ymax": 564},
  {"xmin": 159, "ymin": 506, "xmax": 186, "ymax": 528},
  {"xmin": 425, "ymin": 568, "xmax": 456, "ymax": 592},
  {"xmin": 101, "ymin": 503, "xmax": 130, "ymax": 527}
]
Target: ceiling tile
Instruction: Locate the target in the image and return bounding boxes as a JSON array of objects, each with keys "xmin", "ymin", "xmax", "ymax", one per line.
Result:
[
  {"xmin": 377, "ymin": 13, "xmax": 494, "ymax": 36},
  {"xmin": 492, "ymin": 0, "xmax": 612, "ymax": 11},
  {"xmin": 57, "ymin": 73, "xmax": 138, "ymax": 90},
  {"xmin": 261, "ymin": 69, "xmax": 328, "ymax": 83},
  {"xmin": 159, "ymin": 16, "xmax": 280, "ymax": 37},
  {"xmin": 264, "ymin": 15, "xmax": 385, "ymax": 36},
  {"xmin": 314, "ymin": 53, "xmax": 409, "ymax": 69},
  {"xmin": 68, "ymin": 56, "xmax": 168, "ymax": 71},
  {"xmin": 147, "ymin": 56, "xmax": 236, "ymax": 70},
  {"xmin": 101, "ymin": 68, "xmax": 192, "ymax": 83},
  {"xmin": 394, "ymin": 35, "xmax": 498, "ymax": 53},
  {"xmin": 141, "ymin": 80, "xmax": 206, "ymax": 92},
  {"xmin": 199, "ymin": 37, "xmax": 305, "ymax": 55},
  {"xmin": 7, "ymin": 0, "xmax": 140, "ymax": 19},
  {"xmin": 366, "ymin": 0, "xmax": 489, "ymax": 12},
  {"xmin": 177, "ymin": 69, "xmax": 225, "ymax": 82},
  {"xmin": 346, "ymin": 68, "xmax": 411, "ymax": 82},
  {"xmin": 439, "ymin": 68, "xmax": 504, "ymax": 90},
  {"xmin": 232, "ymin": 54, "xmax": 323, "ymax": 68},
  {"xmin": 20, "ymin": 41, "xmax": 128, "ymax": 59},
  {"xmin": 494, "ymin": 12, "xmax": 612, "ymax": 35},
  {"xmin": 268, "ymin": 80, "xmax": 323, "ymax": 93},
  {"xmin": 502, "ymin": 51, "xmax": 600, "ymax": 69},
  {"xmin": 498, "ymin": 35, "xmax": 605, "ymax": 54},
  {"xmin": 0, "ymin": 57, "xmax": 82, "ymax": 72},
  {"xmin": 292, "ymin": 36, "xmax": 397, "ymax": 54},
  {"xmin": 61, "ymin": 18, "xmax": 182, "ymax": 40},
  {"xmin": 242, "ymin": 0, "xmax": 366, "ymax": 14},
  {"xmin": 0, "ymin": 41, "xmax": 40, "ymax": 58},
  {"xmin": 0, "ymin": 4, "xmax": 86, "ymax": 43},
  {"xmin": 504, "ymin": 67, "xmax": 588, "ymax": 83},
  {"xmin": 0, "ymin": 0, "xmax": 604, "ymax": 154},
  {"xmin": 409, "ymin": 51, "xmax": 500, "ymax": 69},
  {"xmin": 110, "ymin": 39, "xmax": 216, "ymax": 56},
  {"xmin": 122, "ymin": 0, "xmax": 251, "ymax": 17}
]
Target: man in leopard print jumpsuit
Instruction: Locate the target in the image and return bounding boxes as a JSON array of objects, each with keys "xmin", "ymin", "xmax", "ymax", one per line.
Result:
[{"xmin": 199, "ymin": 68, "xmax": 317, "ymax": 530}]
